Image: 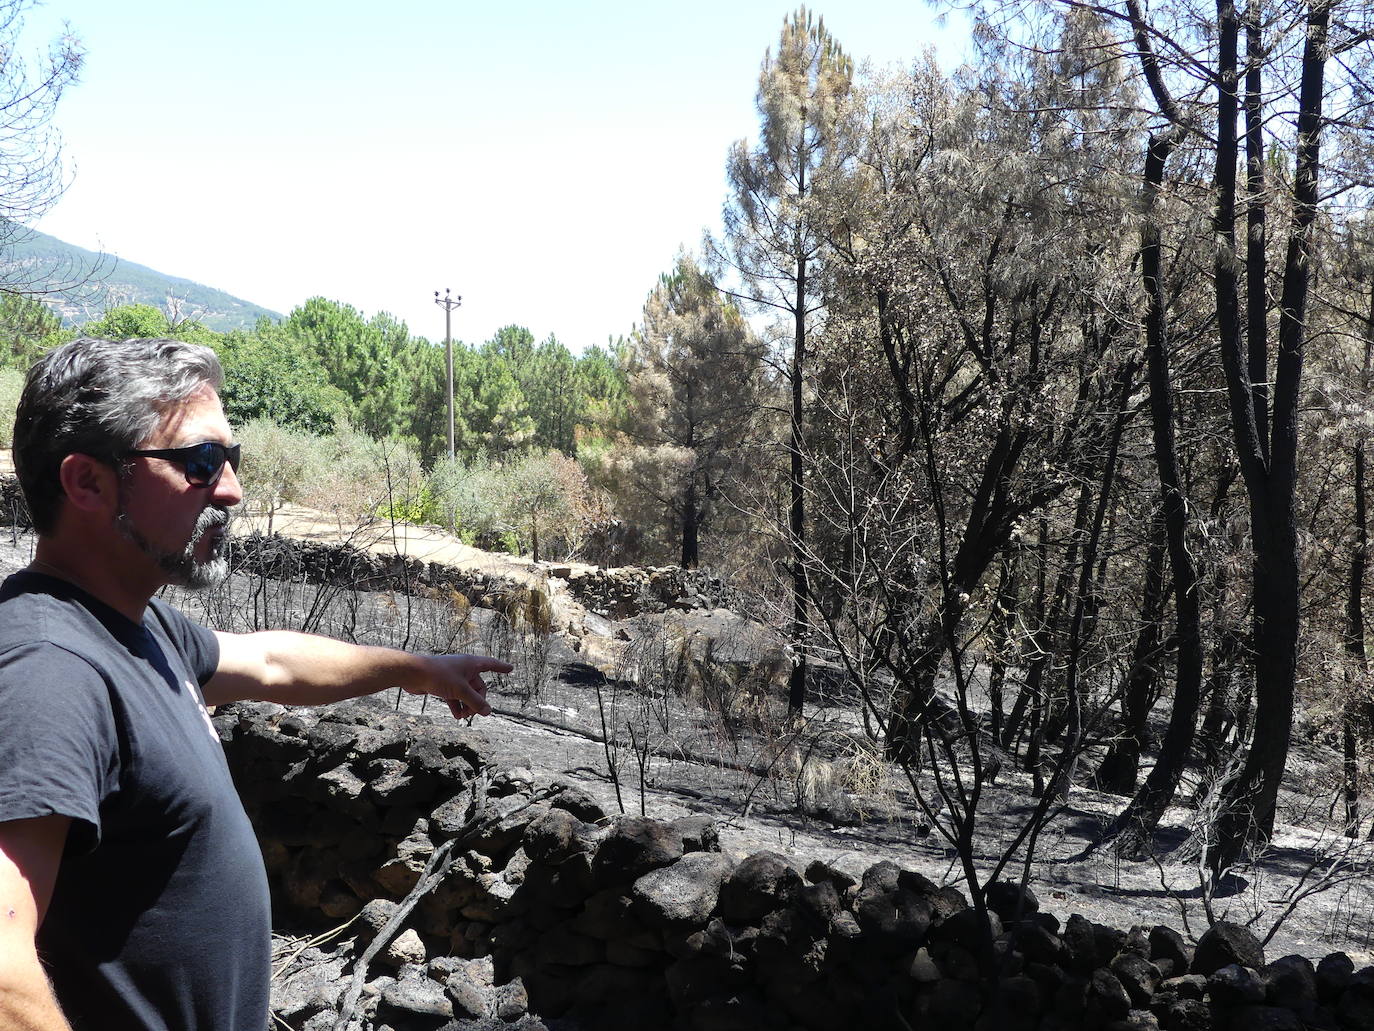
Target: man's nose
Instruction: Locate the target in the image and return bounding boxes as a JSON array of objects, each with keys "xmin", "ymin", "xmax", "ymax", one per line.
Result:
[{"xmin": 213, "ymin": 459, "xmax": 243, "ymax": 507}]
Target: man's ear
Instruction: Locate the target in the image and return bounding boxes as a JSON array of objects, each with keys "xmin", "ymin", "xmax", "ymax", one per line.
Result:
[{"xmin": 57, "ymin": 453, "xmax": 118, "ymax": 516}]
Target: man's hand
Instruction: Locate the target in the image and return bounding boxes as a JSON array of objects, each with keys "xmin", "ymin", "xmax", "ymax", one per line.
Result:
[{"xmin": 403, "ymin": 653, "xmax": 510, "ymax": 719}]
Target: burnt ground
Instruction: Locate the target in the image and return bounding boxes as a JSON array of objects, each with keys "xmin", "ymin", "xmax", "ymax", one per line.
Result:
[{"xmin": 1, "ymin": 525, "xmax": 1370, "ymax": 969}]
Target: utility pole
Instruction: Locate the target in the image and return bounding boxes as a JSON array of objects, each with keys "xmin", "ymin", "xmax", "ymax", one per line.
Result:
[{"xmin": 434, "ymin": 288, "xmax": 462, "ymax": 461}]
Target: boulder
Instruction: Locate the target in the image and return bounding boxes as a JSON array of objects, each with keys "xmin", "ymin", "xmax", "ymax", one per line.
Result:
[
  {"xmin": 1192, "ymin": 922, "xmax": 1265, "ymax": 977},
  {"xmin": 718, "ymin": 852, "xmax": 802, "ymax": 923},
  {"xmin": 633, "ymin": 851, "xmax": 735, "ymax": 926},
  {"xmin": 592, "ymin": 817, "xmax": 685, "ymax": 886}
]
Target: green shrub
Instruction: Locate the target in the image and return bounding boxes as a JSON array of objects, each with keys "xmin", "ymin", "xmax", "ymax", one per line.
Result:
[{"xmin": 0, "ymin": 368, "xmax": 24, "ymax": 447}]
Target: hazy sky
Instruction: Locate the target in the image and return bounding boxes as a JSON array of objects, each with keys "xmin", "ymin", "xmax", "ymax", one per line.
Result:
[{"xmin": 26, "ymin": 1, "xmax": 969, "ymax": 350}]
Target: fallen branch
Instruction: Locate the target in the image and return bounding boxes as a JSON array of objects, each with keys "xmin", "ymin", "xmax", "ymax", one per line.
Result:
[{"xmin": 332, "ymin": 837, "xmax": 458, "ymax": 1031}]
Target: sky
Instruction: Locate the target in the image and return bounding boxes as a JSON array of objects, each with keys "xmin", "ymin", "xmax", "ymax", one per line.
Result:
[{"xmin": 23, "ymin": 1, "xmax": 970, "ymax": 352}]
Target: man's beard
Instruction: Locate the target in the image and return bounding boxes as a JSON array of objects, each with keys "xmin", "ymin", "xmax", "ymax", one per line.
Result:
[{"xmin": 117, "ymin": 502, "xmax": 232, "ymax": 589}]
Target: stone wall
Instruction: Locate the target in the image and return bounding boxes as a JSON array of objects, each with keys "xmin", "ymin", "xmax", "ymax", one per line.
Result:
[
  {"xmin": 218, "ymin": 702, "xmax": 1374, "ymax": 1031},
  {"xmin": 227, "ymin": 530, "xmax": 733, "ymax": 621}
]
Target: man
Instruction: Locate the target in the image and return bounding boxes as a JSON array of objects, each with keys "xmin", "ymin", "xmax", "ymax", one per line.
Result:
[{"xmin": 0, "ymin": 337, "xmax": 511, "ymax": 1030}]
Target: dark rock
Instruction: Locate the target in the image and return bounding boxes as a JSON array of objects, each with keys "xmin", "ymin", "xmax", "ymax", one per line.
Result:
[
  {"xmin": 1338, "ymin": 986, "xmax": 1374, "ymax": 1031},
  {"xmin": 973, "ymin": 996, "xmax": 1039, "ymax": 1031},
  {"xmin": 430, "ymin": 793, "xmax": 478, "ymax": 840},
  {"xmin": 366, "ymin": 758, "xmax": 439, "ymax": 809},
  {"xmin": 1014, "ymin": 922, "xmax": 1067, "ymax": 966},
  {"xmin": 923, "ymin": 978, "xmax": 985, "ymax": 1029},
  {"xmin": 1192, "ymin": 921, "xmax": 1264, "ymax": 976},
  {"xmin": 718, "ymin": 851, "xmax": 802, "ymax": 923},
  {"xmin": 1095, "ymin": 923, "xmax": 1128, "ymax": 963},
  {"xmin": 573, "ymin": 887, "xmax": 646, "ymax": 941},
  {"xmin": 467, "ymin": 795, "xmax": 546, "ymax": 856},
  {"xmin": 1150, "ymin": 926, "xmax": 1192, "ymax": 972},
  {"xmin": 854, "ymin": 886, "xmax": 933, "ymax": 947},
  {"xmin": 592, "ymin": 816, "xmax": 685, "ymax": 886},
  {"xmin": 935, "ymin": 908, "xmax": 1003, "ymax": 950},
  {"xmin": 1052, "ymin": 974, "xmax": 1087, "ymax": 1021},
  {"xmin": 1161, "ymin": 974, "xmax": 1208, "ymax": 1001},
  {"xmin": 674, "ymin": 918, "xmax": 758, "ymax": 962},
  {"xmin": 532, "ymin": 924, "xmax": 602, "ymax": 967},
  {"xmin": 1226, "ymin": 1004, "xmax": 1303, "ymax": 1031},
  {"xmin": 930, "ymin": 885, "xmax": 970, "ymax": 922},
  {"xmin": 548, "ymin": 781, "xmax": 609, "ymax": 824},
  {"xmin": 375, "ymin": 831, "xmax": 436, "ymax": 897},
  {"xmin": 1159, "ymin": 997, "xmax": 1213, "ymax": 1031},
  {"xmin": 1120, "ymin": 926, "xmax": 1151, "ymax": 958},
  {"xmin": 605, "ymin": 938, "xmax": 662, "ymax": 967},
  {"xmin": 358, "ymin": 898, "xmax": 401, "ymax": 944},
  {"xmin": 858, "ymin": 860, "xmax": 901, "ymax": 896},
  {"xmin": 402, "ymin": 734, "xmax": 471, "ymax": 782},
  {"xmin": 1262, "ymin": 954, "xmax": 1316, "ymax": 1008},
  {"xmin": 996, "ymin": 973, "xmax": 1044, "ymax": 1016},
  {"xmin": 897, "ymin": 868, "xmax": 941, "ymax": 898},
  {"xmin": 489, "ymin": 767, "xmax": 535, "ymax": 796},
  {"xmin": 523, "ymin": 808, "xmax": 595, "ymax": 866},
  {"xmin": 690, "ymin": 990, "xmax": 779, "ymax": 1031},
  {"xmin": 1085, "ymin": 968, "xmax": 1133, "ymax": 1024},
  {"xmin": 665, "ymin": 955, "xmax": 751, "ymax": 1007},
  {"xmin": 794, "ymin": 879, "xmax": 842, "ymax": 933},
  {"xmin": 270, "ymin": 954, "xmax": 346, "ymax": 1021},
  {"xmin": 543, "ymin": 851, "xmax": 596, "ymax": 908},
  {"xmin": 1062, "ymin": 913, "xmax": 1101, "ymax": 972},
  {"xmin": 1315, "ymin": 952, "xmax": 1353, "ymax": 1002},
  {"xmin": 937, "ymin": 943, "xmax": 981, "ymax": 982},
  {"xmin": 804, "ymin": 856, "xmax": 862, "ymax": 891},
  {"xmin": 1207, "ymin": 964, "xmax": 1265, "ymax": 1007},
  {"xmin": 1104, "ymin": 1011, "xmax": 1161, "ymax": 1031},
  {"xmin": 444, "ymin": 977, "xmax": 488, "ymax": 1019},
  {"xmin": 240, "ymin": 719, "xmax": 314, "ymax": 766},
  {"xmin": 379, "ymin": 971, "xmax": 454, "ymax": 1022},
  {"xmin": 494, "ymin": 977, "xmax": 529, "ymax": 1020},
  {"xmin": 1111, "ymin": 952, "xmax": 1162, "ymax": 1006},
  {"xmin": 303, "ymin": 718, "xmax": 364, "ymax": 765},
  {"xmin": 673, "ymin": 814, "xmax": 719, "ymax": 853},
  {"xmin": 633, "ymin": 851, "xmax": 734, "ymax": 926},
  {"xmin": 985, "ymin": 880, "xmax": 1039, "ymax": 923},
  {"xmin": 910, "ymin": 947, "xmax": 942, "ymax": 983}
]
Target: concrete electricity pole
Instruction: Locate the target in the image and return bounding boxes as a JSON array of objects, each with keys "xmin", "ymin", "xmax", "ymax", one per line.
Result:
[{"xmin": 434, "ymin": 288, "xmax": 462, "ymax": 460}]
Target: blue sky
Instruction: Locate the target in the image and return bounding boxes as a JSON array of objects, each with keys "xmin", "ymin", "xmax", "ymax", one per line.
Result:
[{"xmin": 25, "ymin": 1, "xmax": 969, "ymax": 350}]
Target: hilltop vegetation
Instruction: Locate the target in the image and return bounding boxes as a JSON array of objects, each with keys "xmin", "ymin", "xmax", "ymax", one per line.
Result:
[{"xmin": 7, "ymin": 229, "xmax": 282, "ymax": 331}]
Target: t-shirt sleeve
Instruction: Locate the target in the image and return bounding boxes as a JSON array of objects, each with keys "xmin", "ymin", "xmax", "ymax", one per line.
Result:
[
  {"xmin": 149, "ymin": 600, "xmax": 221, "ymax": 685},
  {"xmin": 0, "ymin": 643, "xmax": 119, "ymax": 854}
]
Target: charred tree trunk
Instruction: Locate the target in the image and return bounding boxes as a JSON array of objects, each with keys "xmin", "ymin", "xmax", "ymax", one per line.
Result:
[
  {"xmin": 986, "ymin": 555, "xmax": 1019, "ymax": 744},
  {"xmin": 787, "ymin": 244, "xmax": 810, "ymax": 717},
  {"xmin": 1342, "ymin": 280, "xmax": 1372, "ymax": 836},
  {"xmin": 681, "ymin": 477, "xmax": 700, "ymax": 570},
  {"xmin": 1207, "ymin": 0, "xmax": 1328, "ymax": 873},
  {"xmin": 1094, "ymin": 508, "xmax": 1170, "ymax": 795},
  {"xmin": 1097, "ymin": 115, "xmax": 1203, "ymax": 856},
  {"xmin": 1003, "ymin": 519, "xmax": 1051, "ymax": 755}
]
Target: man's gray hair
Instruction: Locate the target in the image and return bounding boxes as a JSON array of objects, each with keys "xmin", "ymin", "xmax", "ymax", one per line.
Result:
[{"xmin": 13, "ymin": 337, "xmax": 225, "ymax": 533}]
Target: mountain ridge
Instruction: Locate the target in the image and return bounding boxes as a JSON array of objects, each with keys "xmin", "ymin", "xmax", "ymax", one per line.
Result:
[{"xmin": 7, "ymin": 228, "xmax": 282, "ymax": 332}]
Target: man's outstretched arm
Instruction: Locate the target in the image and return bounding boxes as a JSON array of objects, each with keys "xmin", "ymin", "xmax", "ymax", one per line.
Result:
[
  {"xmin": 0, "ymin": 816, "xmax": 73, "ymax": 1031},
  {"xmin": 204, "ymin": 630, "xmax": 510, "ymax": 718}
]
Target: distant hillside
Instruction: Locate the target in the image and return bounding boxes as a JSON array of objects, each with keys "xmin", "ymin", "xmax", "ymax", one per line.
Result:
[{"xmin": 6, "ymin": 229, "xmax": 282, "ymax": 332}]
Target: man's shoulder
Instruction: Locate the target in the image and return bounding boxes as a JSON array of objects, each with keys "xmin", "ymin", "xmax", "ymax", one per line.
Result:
[{"xmin": 0, "ymin": 571, "xmax": 111, "ymax": 662}]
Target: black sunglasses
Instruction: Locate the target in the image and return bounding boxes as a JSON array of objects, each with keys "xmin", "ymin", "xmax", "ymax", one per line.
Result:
[{"xmin": 124, "ymin": 441, "xmax": 242, "ymax": 488}]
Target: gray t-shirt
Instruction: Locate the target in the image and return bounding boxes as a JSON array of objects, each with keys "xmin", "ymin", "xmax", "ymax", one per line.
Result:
[{"xmin": 0, "ymin": 571, "xmax": 270, "ymax": 1031}]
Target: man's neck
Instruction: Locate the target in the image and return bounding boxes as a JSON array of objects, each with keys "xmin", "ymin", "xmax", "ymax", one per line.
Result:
[{"xmin": 29, "ymin": 540, "xmax": 157, "ymax": 623}]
